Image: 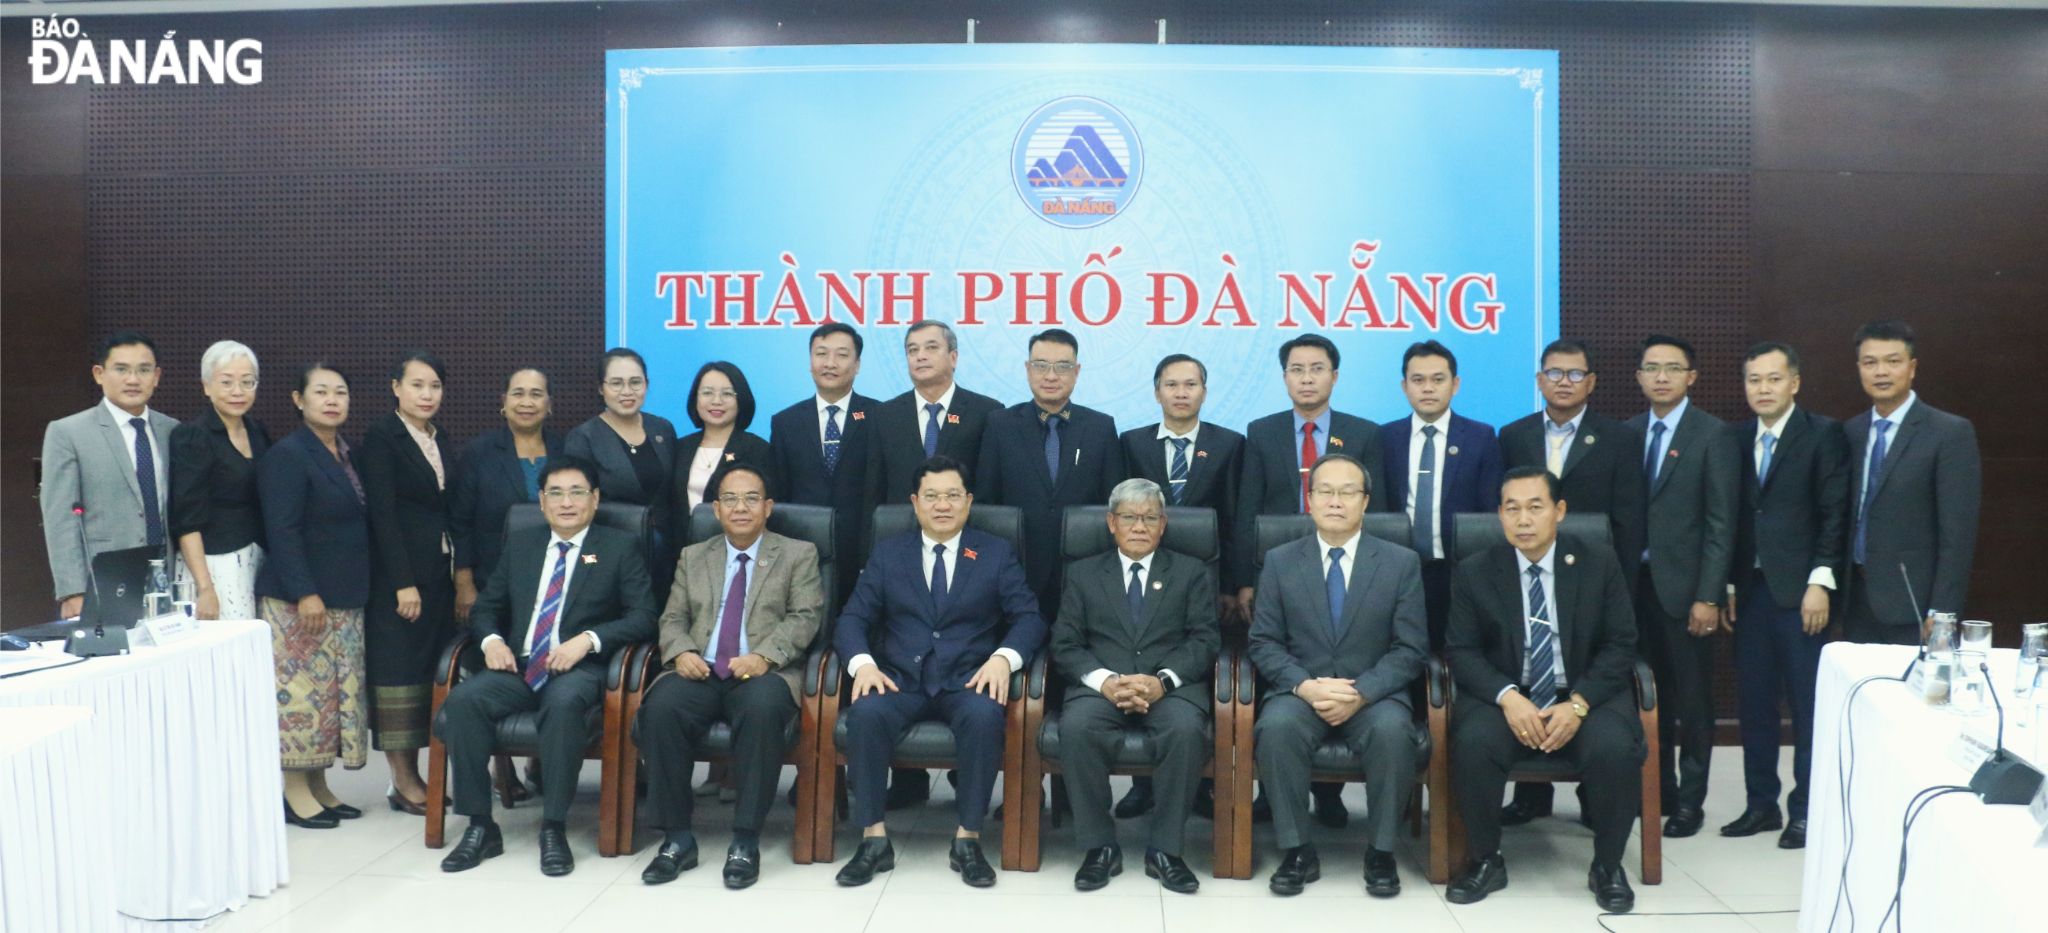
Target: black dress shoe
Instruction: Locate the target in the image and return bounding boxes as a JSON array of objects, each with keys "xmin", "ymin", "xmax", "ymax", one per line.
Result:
[
  {"xmin": 1311, "ymin": 784, "xmax": 1349, "ymax": 829},
  {"xmin": 283, "ymin": 798, "xmax": 339, "ymax": 829},
  {"xmin": 440, "ymin": 823, "xmax": 504, "ymax": 872},
  {"xmin": 1589, "ymin": 860, "xmax": 1634, "ymax": 913},
  {"xmin": 1144, "ymin": 848, "xmax": 1199, "ymax": 894},
  {"xmin": 1498, "ymin": 798, "xmax": 1551, "ymax": 827},
  {"xmin": 1251, "ymin": 790, "xmax": 1272, "ymax": 823},
  {"xmin": 835, "ymin": 838, "xmax": 895, "ymax": 887},
  {"xmin": 1114, "ymin": 781, "xmax": 1155, "ymax": 819},
  {"xmin": 1363, "ymin": 847, "xmax": 1400, "ymax": 898},
  {"xmin": 1445, "ymin": 853, "xmax": 1508, "ymax": 905},
  {"xmin": 1074, "ymin": 844, "xmax": 1123, "ymax": 891},
  {"xmin": 1778, "ymin": 818, "xmax": 1808, "ymax": 849},
  {"xmin": 1664, "ymin": 806, "xmax": 1705, "ymax": 838},
  {"xmin": 538, "ymin": 825, "xmax": 575, "ymax": 877},
  {"xmin": 1267, "ymin": 844, "xmax": 1321, "ymax": 896},
  {"xmin": 386, "ymin": 792, "xmax": 427, "ymax": 817},
  {"xmin": 885, "ymin": 769, "xmax": 931, "ymax": 810},
  {"xmin": 641, "ymin": 839, "xmax": 698, "ymax": 885},
  {"xmin": 322, "ymin": 802, "xmax": 362, "ymax": 820},
  {"xmin": 723, "ymin": 841, "xmax": 761, "ymax": 889},
  {"xmin": 1719, "ymin": 807, "xmax": 1783, "ymax": 838},
  {"xmin": 950, "ymin": 838, "xmax": 997, "ymax": 888}
]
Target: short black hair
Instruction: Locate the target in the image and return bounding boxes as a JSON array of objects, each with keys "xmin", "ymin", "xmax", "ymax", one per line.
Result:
[
  {"xmin": 1402, "ymin": 340, "xmax": 1458, "ymax": 378},
  {"xmin": 1500, "ymin": 464, "xmax": 1562, "ymax": 503},
  {"xmin": 390, "ymin": 349, "xmax": 447, "ymax": 384},
  {"xmin": 601, "ymin": 347, "xmax": 648, "ymax": 382},
  {"xmin": 1540, "ymin": 338, "xmax": 1592, "ymax": 370},
  {"xmin": 810, "ymin": 322, "xmax": 864, "ymax": 359},
  {"xmin": 1743, "ymin": 341, "xmax": 1802, "ymax": 373},
  {"xmin": 1152, "ymin": 353, "xmax": 1207, "ymax": 386},
  {"xmin": 687, "ymin": 361, "xmax": 757, "ymax": 431},
  {"xmin": 97, "ymin": 331, "xmax": 157, "ymax": 365},
  {"xmin": 296, "ymin": 361, "xmax": 351, "ymax": 394},
  {"xmin": 1278, "ymin": 334, "xmax": 1340, "ymax": 371},
  {"xmin": 1853, "ymin": 320, "xmax": 1916, "ymax": 358},
  {"xmin": 1640, "ymin": 334, "xmax": 1696, "ymax": 369},
  {"xmin": 505, "ymin": 366, "xmax": 551, "ymax": 392},
  {"xmin": 912, "ymin": 454, "xmax": 971, "ymax": 491},
  {"xmin": 1307, "ymin": 452, "xmax": 1371, "ymax": 497},
  {"xmin": 539, "ymin": 454, "xmax": 601, "ymax": 492},
  {"xmin": 710, "ymin": 461, "xmax": 770, "ymax": 498},
  {"xmin": 1028, "ymin": 328, "xmax": 1079, "ymax": 357}
]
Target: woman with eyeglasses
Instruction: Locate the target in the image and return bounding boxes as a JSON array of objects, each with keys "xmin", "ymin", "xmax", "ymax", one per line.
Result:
[
  {"xmin": 566, "ymin": 348, "xmax": 681, "ymax": 597},
  {"xmin": 169, "ymin": 340, "xmax": 273, "ymax": 622},
  {"xmin": 671, "ymin": 361, "xmax": 773, "ymax": 519}
]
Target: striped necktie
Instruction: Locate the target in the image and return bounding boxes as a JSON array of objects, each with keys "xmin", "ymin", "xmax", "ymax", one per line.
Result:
[{"xmin": 525, "ymin": 541, "xmax": 574, "ymax": 692}]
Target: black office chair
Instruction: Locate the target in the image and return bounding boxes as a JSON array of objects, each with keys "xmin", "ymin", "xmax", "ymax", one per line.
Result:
[
  {"xmin": 1017, "ymin": 505, "xmax": 1235, "ymax": 874},
  {"xmin": 1447, "ymin": 511, "xmax": 1662, "ymax": 885},
  {"xmin": 813, "ymin": 503, "xmax": 1034, "ymax": 868},
  {"xmin": 426, "ymin": 501, "xmax": 654, "ymax": 857},
  {"xmin": 615, "ymin": 502, "xmax": 838, "ymax": 861}
]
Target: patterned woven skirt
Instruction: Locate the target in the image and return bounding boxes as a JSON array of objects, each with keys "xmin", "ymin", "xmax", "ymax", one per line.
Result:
[{"xmin": 263, "ymin": 596, "xmax": 368, "ymax": 771}]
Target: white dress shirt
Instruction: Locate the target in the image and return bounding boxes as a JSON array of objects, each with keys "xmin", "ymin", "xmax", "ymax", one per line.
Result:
[
  {"xmin": 1156, "ymin": 421, "xmax": 1200, "ymax": 495},
  {"xmin": 1497, "ymin": 545, "xmax": 1567, "ymax": 703},
  {"xmin": 481, "ymin": 526, "xmax": 598, "ymax": 657},
  {"xmin": 815, "ymin": 391, "xmax": 852, "ymax": 447},
  {"xmin": 1081, "ymin": 549, "xmax": 1183, "ymax": 692},
  {"xmin": 914, "ymin": 382, "xmax": 959, "ymax": 441},
  {"xmin": 846, "ymin": 528, "xmax": 1023, "ymax": 677},
  {"xmin": 1753, "ymin": 403, "xmax": 1836, "ymax": 590},
  {"xmin": 1543, "ymin": 408, "xmax": 1585, "ymax": 477},
  {"xmin": 1407, "ymin": 412, "xmax": 1450, "ymax": 559},
  {"xmin": 103, "ymin": 397, "xmax": 167, "ymax": 508}
]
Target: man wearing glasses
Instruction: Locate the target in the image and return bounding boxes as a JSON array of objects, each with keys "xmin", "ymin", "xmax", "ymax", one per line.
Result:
[
  {"xmin": 439, "ymin": 455, "xmax": 657, "ymax": 877},
  {"xmin": 637, "ymin": 463, "xmax": 823, "ymax": 888}
]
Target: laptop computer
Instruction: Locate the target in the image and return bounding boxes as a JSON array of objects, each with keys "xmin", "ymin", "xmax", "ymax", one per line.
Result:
[{"xmin": 10, "ymin": 545, "xmax": 157, "ymax": 641}]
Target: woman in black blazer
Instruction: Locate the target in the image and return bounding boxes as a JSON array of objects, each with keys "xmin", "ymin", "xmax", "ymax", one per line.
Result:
[
  {"xmin": 449, "ymin": 367, "xmax": 562, "ymax": 619},
  {"xmin": 359, "ymin": 350, "xmax": 455, "ymax": 814},
  {"xmin": 565, "ymin": 348, "xmax": 681, "ymax": 597},
  {"xmin": 257, "ymin": 362, "xmax": 370, "ymax": 829},
  {"xmin": 671, "ymin": 360, "xmax": 774, "ymax": 522}
]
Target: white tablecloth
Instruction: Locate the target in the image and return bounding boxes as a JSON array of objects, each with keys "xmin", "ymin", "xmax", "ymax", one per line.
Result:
[
  {"xmin": 0, "ymin": 620, "xmax": 287, "ymax": 927},
  {"xmin": 1800, "ymin": 643, "xmax": 2047, "ymax": 932},
  {"xmin": 1, "ymin": 705, "xmax": 114, "ymax": 933}
]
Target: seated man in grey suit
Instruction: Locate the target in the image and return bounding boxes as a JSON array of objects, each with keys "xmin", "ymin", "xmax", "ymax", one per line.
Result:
[
  {"xmin": 638, "ymin": 463, "xmax": 822, "ymax": 889},
  {"xmin": 1051, "ymin": 478, "xmax": 1220, "ymax": 894},
  {"xmin": 1247, "ymin": 453, "xmax": 1427, "ymax": 898},
  {"xmin": 40, "ymin": 331, "xmax": 179, "ymax": 619}
]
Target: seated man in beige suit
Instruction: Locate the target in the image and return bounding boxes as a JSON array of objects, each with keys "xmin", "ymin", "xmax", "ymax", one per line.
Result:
[{"xmin": 637, "ymin": 462, "xmax": 823, "ymax": 889}]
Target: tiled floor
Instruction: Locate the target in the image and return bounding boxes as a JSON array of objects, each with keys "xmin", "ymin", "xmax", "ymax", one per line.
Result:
[{"xmin": 210, "ymin": 751, "xmax": 1808, "ymax": 932}]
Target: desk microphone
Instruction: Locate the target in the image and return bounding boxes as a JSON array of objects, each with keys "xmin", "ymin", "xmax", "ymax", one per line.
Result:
[
  {"xmin": 1968, "ymin": 660, "xmax": 2045, "ymax": 805},
  {"xmin": 72, "ymin": 502, "xmax": 94, "ymax": 621},
  {"xmin": 1898, "ymin": 562, "xmax": 1927, "ymax": 679}
]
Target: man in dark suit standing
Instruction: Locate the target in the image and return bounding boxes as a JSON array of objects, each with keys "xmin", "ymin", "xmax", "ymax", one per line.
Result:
[
  {"xmin": 768, "ymin": 322, "xmax": 877, "ymax": 605},
  {"xmin": 1721, "ymin": 342, "xmax": 1848, "ymax": 850},
  {"xmin": 1494, "ymin": 338, "xmax": 1646, "ymax": 827},
  {"xmin": 1627, "ymin": 334, "xmax": 1736, "ymax": 839},
  {"xmin": 438, "ymin": 456, "xmax": 657, "ymax": 877},
  {"xmin": 975, "ymin": 328, "xmax": 1124, "ymax": 621},
  {"xmin": 1379, "ymin": 340, "xmax": 1504, "ymax": 648},
  {"xmin": 832, "ymin": 456, "xmax": 1046, "ymax": 889},
  {"xmin": 1444, "ymin": 467, "xmax": 1643, "ymax": 914},
  {"xmin": 1841, "ymin": 319, "xmax": 1981, "ymax": 645},
  {"xmin": 1248, "ymin": 454, "xmax": 1426, "ymax": 898},
  {"xmin": 1052, "ymin": 478, "xmax": 1220, "ymax": 894}
]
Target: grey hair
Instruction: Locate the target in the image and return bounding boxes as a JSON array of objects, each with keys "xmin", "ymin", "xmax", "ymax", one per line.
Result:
[
  {"xmin": 1107, "ymin": 477, "xmax": 1165, "ymax": 513},
  {"xmin": 905, "ymin": 319, "xmax": 959, "ymax": 353},
  {"xmin": 199, "ymin": 340, "xmax": 259, "ymax": 384}
]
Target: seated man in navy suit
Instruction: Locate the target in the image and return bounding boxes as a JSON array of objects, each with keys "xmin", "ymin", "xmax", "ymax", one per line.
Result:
[{"xmin": 833, "ymin": 455, "xmax": 1046, "ymax": 889}]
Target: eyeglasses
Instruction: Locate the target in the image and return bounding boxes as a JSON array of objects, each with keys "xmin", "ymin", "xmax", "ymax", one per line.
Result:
[
  {"xmin": 716, "ymin": 492, "xmax": 764, "ymax": 508},
  {"xmin": 1312, "ymin": 486, "xmax": 1367, "ymax": 501},
  {"xmin": 1028, "ymin": 360, "xmax": 1077, "ymax": 376},
  {"xmin": 211, "ymin": 377, "xmax": 258, "ymax": 391},
  {"xmin": 696, "ymin": 387, "xmax": 737, "ymax": 401},
  {"xmin": 541, "ymin": 488, "xmax": 593, "ymax": 501},
  {"xmin": 1540, "ymin": 368, "xmax": 1590, "ymax": 384},
  {"xmin": 918, "ymin": 490, "xmax": 966, "ymax": 504},
  {"xmin": 1638, "ymin": 364, "xmax": 1691, "ymax": 376},
  {"xmin": 604, "ymin": 378, "xmax": 646, "ymax": 391},
  {"xmin": 1285, "ymin": 364, "xmax": 1332, "ymax": 378},
  {"xmin": 1112, "ymin": 512, "xmax": 1162, "ymax": 527},
  {"xmin": 107, "ymin": 364, "xmax": 157, "ymax": 378}
]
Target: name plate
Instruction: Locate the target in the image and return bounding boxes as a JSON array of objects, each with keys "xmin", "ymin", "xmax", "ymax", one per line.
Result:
[
  {"xmin": 1908, "ymin": 656, "xmax": 1952, "ymax": 705},
  {"xmin": 2031, "ymin": 782, "xmax": 2048, "ymax": 846},
  {"xmin": 1948, "ymin": 730, "xmax": 1996, "ymax": 774},
  {"xmin": 130, "ymin": 612, "xmax": 198, "ymax": 648}
]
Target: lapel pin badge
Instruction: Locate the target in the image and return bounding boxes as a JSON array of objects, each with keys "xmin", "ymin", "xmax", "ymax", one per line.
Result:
[
  {"xmin": 583, "ymin": 554, "xmax": 599, "ymax": 565},
  {"xmin": 1330, "ymin": 437, "xmax": 1345, "ymax": 448},
  {"xmin": 961, "ymin": 548, "xmax": 978, "ymax": 560},
  {"xmin": 724, "ymin": 452, "xmax": 736, "ymax": 461},
  {"xmin": 1196, "ymin": 450, "xmax": 1209, "ymax": 458},
  {"xmin": 851, "ymin": 411, "xmax": 865, "ymax": 421},
  {"xmin": 1564, "ymin": 553, "xmax": 1576, "ymax": 566},
  {"xmin": 1151, "ymin": 580, "xmax": 1163, "ymax": 591},
  {"xmin": 1447, "ymin": 445, "xmax": 1460, "ymax": 456},
  {"xmin": 947, "ymin": 413, "xmax": 961, "ymax": 425},
  {"xmin": 1669, "ymin": 448, "xmax": 1680, "ymax": 458},
  {"xmin": 1584, "ymin": 435, "xmax": 1597, "ymax": 445}
]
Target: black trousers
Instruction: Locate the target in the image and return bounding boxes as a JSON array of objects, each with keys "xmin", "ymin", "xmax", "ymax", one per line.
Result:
[
  {"xmin": 1451, "ymin": 695, "xmax": 1643, "ymax": 866},
  {"xmin": 1420, "ymin": 558, "xmax": 1453, "ymax": 651},
  {"xmin": 1637, "ymin": 570, "xmax": 1715, "ymax": 811},
  {"xmin": 1061, "ymin": 693, "xmax": 1209, "ymax": 856},
  {"xmin": 1843, "ymin": 573, "xmax": 1920, "ymax": 645},
  {"xmin": 1735, "ymin": 570, "xmax": 1824, "ymax": 819},
  {"xmin": 637, "ymin": 672, "xmax": 798, "ymax": 835},
  {"xmin": 1254, "ymin": 695, "xmax": 1416, "ymax": 851},
  {"xmin": 437, "ymin": 664, "xmax": 601, "ymax": 822},
  {"xmin": 845, "ymin": 687, "xmax": 1006, "ymax": 832}
]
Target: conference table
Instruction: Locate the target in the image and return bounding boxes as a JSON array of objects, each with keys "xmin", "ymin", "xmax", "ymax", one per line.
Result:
[
  {"xmin": 0, "ymin": 619, "xmax": 288, "ymax": 929},
  {"xmin": 1800, "ymin": 642, "xmax": 2047, "ymax": 933}
]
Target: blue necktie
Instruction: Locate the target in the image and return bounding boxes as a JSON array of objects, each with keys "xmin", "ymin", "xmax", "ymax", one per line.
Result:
[
  {"xmin": 525, "ymin": 541, "xmax": 574, "ymax": 692},
  {"xmin": 1526, "ymin": 565, "xmax": 1556, "ymax": 708},
  {"xmin": 1167, "ymin": 437, "xmax": 1191, "ymax": 505},
  {"xmin": 1644, "ymin": 420, "xmax": 1667, "ymax": 485},
  {"xmin": 1854, "ymin": 419, "xmax": 1892, "ymax": 565},
  {"xmin": 1412, "ymin": 424, "xmax": 1438, "ymax": 556},
  {"xmin": 1757, "ymin": 432, "xmax": 1776, "ymax": 485},
  {"xmin": 822, "ymin": 404, "xmax": 842, "ymax": 474},
  {"xmin": 130, "ymin": 417, "xmax": 164, "ymax": 549},
  {"xmin": 929, "ymin": 542, "xmax": 948, "ymax": 608},
  {"xmin": 923, "ymin": 403, "xmax": 942, "ymax": 460},
  {"xmin": 1043, "ymin": 416, "xmax": 1062, "ymax": 484},
  {"xmin": 1127, "ymin": 562, "xmax": 1146, "ymax": 636},
  {"xmin": 1325, "ymin": 547, "xmax": 1347, "ymax": 638}
]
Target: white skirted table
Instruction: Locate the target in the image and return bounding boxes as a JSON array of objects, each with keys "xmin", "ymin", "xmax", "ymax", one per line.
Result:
[
  {"xmin": 0, "ymin": 705, "xmax": 114, "ymax": 933},
  {"xmin": 0, "ymin": 620, "xmax": 288, "ymax": 928}
]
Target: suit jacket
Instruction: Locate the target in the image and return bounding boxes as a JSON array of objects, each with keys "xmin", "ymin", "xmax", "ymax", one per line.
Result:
[
  {"xmin": 39, "ymin": 403, "xmax": 179, "ymax": 599},
  {"xmin": 1247, "ymin": 531, "xmax": 1427, "ymax": 709},
  {"xmin": 654, "ymin": 530, "xmax": 823, "ymax": 702},
  {"xmin": 834, "ymin": 527, "xmax": 1046, "ymax": 695},
  {"xmin": 255, "ymin": 426, "xmax": 371, "ymax": 609},
  {"xmin": 468, "ymin": 523, "xmax": 657, "ymax": 670},
  {"xmin": 1628, "ymin": 403, "xmax": 1738, "ymax": 618},
  {"xmin": 974, "ymin": 401, "xmax": 1125, "ymax": 614},
  {"xmin": 1499, "ymin": 410, "xmax": 1647, "ymax": 579},
  {"xmin": 448, "ymin": 426, "xmax": 563, "ymax": 581},
  {"xmin": 768, "ymin": 393, "xmax": 878, "ymax": 588},
  {"xmin": 1236, "ymin": 409, "xmax": 1390, "ymax": 587},
  {"xmin": 1119, "ymin": 421, "xmax": 1244, "ymax": 589},
  {"xmin": 1731, "ymin": 407, "xmax": 1850, "ymax": 610},
  {"xmin": 1377, "ymin": 412, "xmax": 1505, "ymax": 560},
  {"xmin": 1444, "ymin": 534, "xmax": 1638, "ymax": 713},
  {"xmin": 360, "ymin": 412, "xmax": 453, "ymax": 597},
  {"xmin": 1844, "ymin": 398, "xmax": 1981, "ymax": 623},
  {"xmin": 565, "ymin": 413, "xmax": 679, "ymax": 534},
  {"xmin": 672, "ymin": 428, "xmax": 775, "ymax": 514},
  {"xmin": 867, "ymin": 384, "xmax": 1004, "ymax": 506},
  {"xmin": 1051, "ymin": 548, "xmax": 1221, "ymax": 709}
]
